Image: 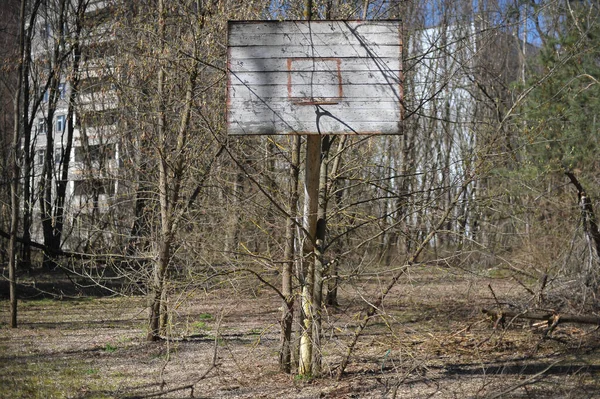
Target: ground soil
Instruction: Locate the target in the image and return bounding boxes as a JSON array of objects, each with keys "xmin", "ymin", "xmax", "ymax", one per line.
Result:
[{"xmin": 2, "ymin": 266, "xmax": 600, "ymax": 398}]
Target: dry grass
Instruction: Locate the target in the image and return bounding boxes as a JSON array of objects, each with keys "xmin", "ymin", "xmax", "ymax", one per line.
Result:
[{"xmin": 2, "ymin": 266, "xmax": 600, "ymax": 398}]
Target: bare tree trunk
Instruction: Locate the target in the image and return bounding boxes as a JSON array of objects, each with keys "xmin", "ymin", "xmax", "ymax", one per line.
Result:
[
  {"xmin": 9, "ymin": 98, "xmax": 19, "ymax": 328},
  {"xmin": 280, "ymin": 136, "xmax": 300, "ymax": 373},
  {"xmin": 18, "ymin": 0, "xmax": 45, "ymax": 272},
  {"xmin": 148, "ymin": 0, "xmax": 168, "ymax": 341},
  {"xmin": 159, "ymin": 276, "xmax": 169, "ymax": 335},
  {"xmin": 225, "ymin": 166, "xmax": 243, "ymax": 255},
  {"xmin": 19, "ymin": 19, "xmax": 32, "ymax": 271},
  {"xmin": 147, "ymin": 0, "xmax": 200, "ymax": 340},
  {"xmin": 39, "ymin": 0, "xmax": 71, "ymax": 270},
  {"xmin": 326, "ymin": 136, "xmax": 346, "ymax": 306},
  {"xmin": 565, "ymin": 170, "xmax": 600, "ymax": 285},
  {"xmin": 311, "ymin": 135, "xmax": 333, "ymax": 377},
  {"xmin": 148, "ymin": 239, "xmax": 170, "ymax": 341},
  {"xmin": 50, "ymin": 0, "xmax": 84, "ymax": 260},
  {"xmin": 8, "ymin": 0, "xmax": 27, "ymax": 329}
]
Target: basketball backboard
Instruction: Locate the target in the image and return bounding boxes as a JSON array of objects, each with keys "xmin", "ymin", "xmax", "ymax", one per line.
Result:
[{"xmin": 227, "ymin": 20, "xmax": 403, "ymax": 135}]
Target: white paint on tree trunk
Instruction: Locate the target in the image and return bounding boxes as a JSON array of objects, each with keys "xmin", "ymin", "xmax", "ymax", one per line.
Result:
[{"xmin": 227, "ymin": 20, "xmax": 402, "ymax": 135}]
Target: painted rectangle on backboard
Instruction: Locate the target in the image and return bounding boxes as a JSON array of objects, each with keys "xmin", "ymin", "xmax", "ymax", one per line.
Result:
[{"xmin": 227, "ymin": 20, "xmax": 403, "ymax": 135}]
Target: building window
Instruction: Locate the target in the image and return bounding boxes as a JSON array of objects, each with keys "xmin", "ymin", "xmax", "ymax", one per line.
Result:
[
  {"xmin": 55, "ymin": 148, "xmax": 62, "ymax": 165},
  {"xmin": 38, "ymin": 118, "xmax": 46, "ymax": 134},
  {"xmin": 73, "ymin": 179, "xmax": 115, "ymax": 196},
  {"xmin": 56, "ymin": 115, "xmax": 66, "ymax": 132},
  {"xmin": 80, "ymin": 110, "xmax": 117, "ymax": 127},
  {"xmin": 36, "ymin": 150, "xmax": 45, "ymax": 165},
  {"xmin": 43, "ymin": 90, "xmax": 49, "ymax": 103},
  {"xmin": 75, "ymin": 143, "xmax": 115, "ymax": 163},
  {"xmin": 58, "ymin": 83, "xmax": 66, "ymax": 99},
  {"xmin": 40, "ymin": 22, "xmax": 51, "ymax": 39}
]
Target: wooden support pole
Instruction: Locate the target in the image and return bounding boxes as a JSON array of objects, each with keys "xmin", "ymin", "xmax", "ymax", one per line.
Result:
[
  {"xmin": 299, "ymin": 135, "xmax": 321, "ymax": 376},
  {"xmin": 298, "ymin": 0, "xmax": 318, "ymax": 377}
]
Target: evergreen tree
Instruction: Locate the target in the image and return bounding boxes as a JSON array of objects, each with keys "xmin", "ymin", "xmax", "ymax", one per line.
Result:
[{"xmin": 522, "ymin": 2, "xmax": 600, "ymax": 175}]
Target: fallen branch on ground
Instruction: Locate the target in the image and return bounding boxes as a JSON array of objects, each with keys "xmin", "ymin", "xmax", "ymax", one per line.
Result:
[{"xmin": 482, "ymin": 308, "xmax": 600, "ymax": 329}]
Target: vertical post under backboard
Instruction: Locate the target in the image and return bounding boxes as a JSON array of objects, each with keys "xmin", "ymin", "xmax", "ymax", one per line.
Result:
[
  {"xmin": 299, "ymin": 134, "xmax": 320, "ymax": 376},
  {"xmin": 298, "ymin": 0, "xmax": 318, "ymax": 377}
]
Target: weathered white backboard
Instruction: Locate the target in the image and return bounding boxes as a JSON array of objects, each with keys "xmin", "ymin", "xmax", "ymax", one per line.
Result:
[{"xmin": 227, "ymin": 20, "xmax": 402, "ymax": 135}]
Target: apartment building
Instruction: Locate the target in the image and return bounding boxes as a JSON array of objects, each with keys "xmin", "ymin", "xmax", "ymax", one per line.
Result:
[{"xmin": 29, "ymin": 0, "xmax": 122, "ymax": 246}]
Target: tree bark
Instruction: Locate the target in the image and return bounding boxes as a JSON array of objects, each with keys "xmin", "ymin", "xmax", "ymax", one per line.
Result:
[
  {"xmin": 565, "ymin": 170, "xmax": 600, "ymax": 261},
  {"xmin": 19, "ymin": 2, "xmax": 33, "ymax": 271},
  {"xmin": 311, "ymin": 135, "xmax": 334, "ymax": 376},
  {"xmin": 280, "ymin": 136, "xmax": 300, "ymax": 373},
  {"xmin": 147, "ymin": 0, "xmax": 168, "ymax": 341},
  {"xmin": 8, "ymin": 0, "xmax": 27, "ymax": 329},
  {"xmin": 18, "ymin": 0, "xmax": 43, "ymax": 271},
  {"xmin": 326, "ymin": 136, "xmax": 346, "ymax": 306},
  {"xmin": 482, "ymin": 308, "xmax": 600, "ymax": 326},
  {"xmin": 147, "ymin": 0, "xmax": 200, "ymax": 340},
  {"xmin": 39, "ymin": 0, "xmax": 71, "ymax": 270}
]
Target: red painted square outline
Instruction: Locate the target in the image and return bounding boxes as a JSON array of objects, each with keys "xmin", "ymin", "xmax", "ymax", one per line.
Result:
[{"xmin": 287, "ymin": 58, "xmax": 343, "ymax": 105}]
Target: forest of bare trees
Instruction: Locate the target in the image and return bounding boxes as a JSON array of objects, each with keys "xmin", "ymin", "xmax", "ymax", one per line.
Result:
[{"xmin": 1, "ymin": 0, "xmax": 600, "ymax": 395}]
